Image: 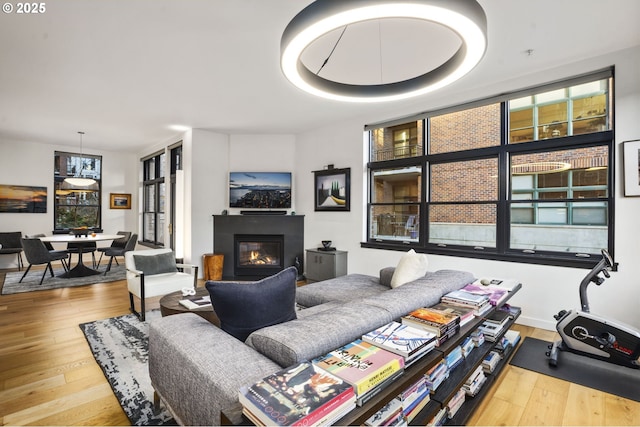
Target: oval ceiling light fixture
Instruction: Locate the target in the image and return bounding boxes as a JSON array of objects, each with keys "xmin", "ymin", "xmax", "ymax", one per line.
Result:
[{"xmin": 281, "ymin": 0, "xmax": 487, "ymax": 103}]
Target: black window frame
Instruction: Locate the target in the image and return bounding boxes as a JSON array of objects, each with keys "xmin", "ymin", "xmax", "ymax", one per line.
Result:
[
  {"xmin": 363, "ymin": 69, "xmax": 614, "ymax": 269},
  {"xmin": 142, "ymin": 152, "xmax": 165, "ymax": 247},
  {"xmin": 53, "ymin": 150, "xmax": 103, "ymax": 232}
]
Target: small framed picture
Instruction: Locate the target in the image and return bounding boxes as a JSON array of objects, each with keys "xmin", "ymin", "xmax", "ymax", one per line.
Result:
[
  {"xmin": 110, "ymin": 193, "xmax": 131, "ymax": 209},
  {"xmin": 623, "ymin": 140, "xmax": 640, "ymax": 196},
  {"xmin": 314, "ymin": 167, "xmax": 350, "ymax": 211}
]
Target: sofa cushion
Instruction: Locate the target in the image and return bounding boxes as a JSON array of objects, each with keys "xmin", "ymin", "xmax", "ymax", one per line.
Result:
[
  {"xmin": 379, "ymin": 266, "xmax": 395, "ymax": 287},
  {"xmin": 361, "ymin": 279, "xmax": 443, "ymax": 319},
  {"xmin": 246, "ymin": 301, "xmax": 394, "ymax": 367},
  {"xmin": 390, "ymin": 249, "xmax": 429, "ymax": 288},
  {"xmin": 133, "ymin": 251, "xmax": 177, "ymax": 275},
  {"xmin": 416, "ymin": 269, "xmax": 475, "ymax": 294},
  {"xmin": 206, "ymin": 267, "xmax": 297, "ymax": 342},
  {"xmin": 295, "ymin": 273, "xmax": 388, "ymax": 307}
]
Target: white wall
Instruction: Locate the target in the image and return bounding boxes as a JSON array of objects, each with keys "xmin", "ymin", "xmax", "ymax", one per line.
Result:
[
  {"xmin": 0, "ymin": 138, "xmax": 137, "ymax": 268},
  {"xmin": 143, "ymin": 132, "xmax": 298, "ymax": 275},
  {"xmin": 295, "ymin": 46, "xmax": 640, "ymax": 331}
]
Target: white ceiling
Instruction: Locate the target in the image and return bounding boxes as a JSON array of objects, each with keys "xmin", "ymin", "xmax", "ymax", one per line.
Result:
[{"xmin": 0, "ymin": 0, "xmax": 639, "ymax": 153}]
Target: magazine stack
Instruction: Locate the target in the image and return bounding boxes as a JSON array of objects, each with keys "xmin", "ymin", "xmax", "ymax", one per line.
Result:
[
  {"xmin": 312, "ymin": 339, "xmax": 405, "ymax": 406},
  {"xmin": 424, "ymin": 359, "xmax": 449, "ymax": 392},
  {"xmin": 440, "ymin": 288, "xmax": 491, "ymax": 317},
  {"xmin": 401, "ymin": 307, "xmax": 460, "ymax": 346},
  {"xmin": 400, "ymin": 376, "xmax": 431, "ymax": 423},
  {"xmin": 462, "ymin": 365, "xmax": 487, "ymax": 397},
  {"xmin": 477, "ymin": 310, "xmax": 511, "ymax": 342},
  {"xmin": 238, "ymin": 361, "xmax": 355, "ymax": 426},
  {"xmin": 446, "ymin": 389, "xmax": 466, "ymax": 419},
  {"xmin": 362, "ymin": 321, "xmax": 437, "ymax": 367}
]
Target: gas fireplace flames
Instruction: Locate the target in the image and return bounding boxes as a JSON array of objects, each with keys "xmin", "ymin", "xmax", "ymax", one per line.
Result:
[{"xmin": 247, "ymin": 250, "xmax": 277, "ymax": 265}]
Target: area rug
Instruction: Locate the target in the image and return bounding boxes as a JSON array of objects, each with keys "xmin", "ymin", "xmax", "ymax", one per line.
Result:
[
  {"xmin": 510, "ymin": 337, "xmax": 640, "ymax": 402},
  {"xmin": 1, "ymin": 264, "xmax": 125, "ymax": 295},
  {"xmin": 79, "ymin": 310, "xmax": 176, "ymax": 425}
]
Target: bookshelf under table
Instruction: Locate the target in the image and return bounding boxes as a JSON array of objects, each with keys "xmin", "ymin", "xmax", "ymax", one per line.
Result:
[{"xmin": 220, "ymin": 284, "xmax": 521, "ymax": 426}]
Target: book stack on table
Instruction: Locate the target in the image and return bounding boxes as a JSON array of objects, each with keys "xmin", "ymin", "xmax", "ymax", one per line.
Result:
[
  {"xmin": 239, "ymin": 361, "xmax": 355, "ymax": 426},
  {"xmin": 477, "ymin": 310, "xmax": 511, "ymax": 342},
  {"xmin": 440, "ymin": 288, "xmax": 491, "ymax": 317},
  {"xmin": 401, "ymin": 307, "xmax": 461, "ymax": 346},
  {"xmin": 312, "ymin": 339, "xmax": 405, "ymax": 407},
  {"xmin": 362, "ymin": 321, "xmax": 437, "ymax": 367}
]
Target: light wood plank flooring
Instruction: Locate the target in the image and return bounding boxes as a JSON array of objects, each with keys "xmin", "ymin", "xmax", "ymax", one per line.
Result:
[{"xmin": 1, "ymin": 264, "xmax": 639, "ymax": 426}]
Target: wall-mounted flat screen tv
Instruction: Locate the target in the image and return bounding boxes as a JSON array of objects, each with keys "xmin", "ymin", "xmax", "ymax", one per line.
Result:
[{"xmin": 229, "ymin": 172, "xmax": 292, "ymax": 209}]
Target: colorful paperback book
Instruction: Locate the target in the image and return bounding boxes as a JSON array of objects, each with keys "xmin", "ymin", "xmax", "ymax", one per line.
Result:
[
  {"xmin": 238, "ymin": 361, "xmax": 355, "ymax": 426},
  {"xmin": 356, "ymin": 368, "xmax": 404, "ymax": 407},
  {"xmin": 312, "ymin": 339, "xmax": 405, "ymax": 399},
  {"xmin": 429, "ymin": 302, "xmax": 476, "ymax": 326},
  {"xmin": 401, "ymin": 307, "xmax": 460, "ymax": 336},
  {"xmin": 362, "ymin": 321, "xmax": 437, "ymax": 359}
]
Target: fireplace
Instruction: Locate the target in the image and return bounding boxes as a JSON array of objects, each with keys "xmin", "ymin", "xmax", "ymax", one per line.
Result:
[
  {"xmin": 234, "ymin": 234, "xmax": 284, "ymax": 277},
  {"xmin": 213, "ymin": 215, "xmax": 304, "ymax": 279}
]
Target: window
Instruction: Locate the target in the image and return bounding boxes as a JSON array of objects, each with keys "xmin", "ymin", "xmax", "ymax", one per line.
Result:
[
  {"xmin": 142, "ymin": 152, "xmax": 165, "ymax": 246},
  {"xmin": 54, "ymin": 151, "xmax": 102, "ymax": 230},
  {"xmin": 365, "ymin": 71, "xmax": 613, "ymax": 268}
]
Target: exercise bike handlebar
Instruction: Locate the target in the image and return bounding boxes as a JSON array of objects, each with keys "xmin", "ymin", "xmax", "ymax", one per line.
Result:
[{"xmin": 579, "ymin": 249, "xmax": 614, "ymax": 313}]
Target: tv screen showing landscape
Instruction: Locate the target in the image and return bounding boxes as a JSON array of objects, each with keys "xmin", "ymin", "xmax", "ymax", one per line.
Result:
[{"xmin": 229, "ymin": 172, "xmax": 292, "ymax": 209}]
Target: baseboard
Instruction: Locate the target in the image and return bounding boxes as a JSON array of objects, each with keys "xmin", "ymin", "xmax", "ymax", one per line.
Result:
[{"xmin": 514, "ymin": 315, "xmax": 556, "ymax": 332}]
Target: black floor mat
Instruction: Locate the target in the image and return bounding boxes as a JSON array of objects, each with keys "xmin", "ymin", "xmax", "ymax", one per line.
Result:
[{"xmin": 509, "ymin": 337, "xmax": 640, "ymax": 402}]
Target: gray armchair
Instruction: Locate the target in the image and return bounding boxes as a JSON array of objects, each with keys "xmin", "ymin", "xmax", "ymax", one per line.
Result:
[
  {"xmin": 20, "ymin": 237, "xmax": 70, "ymax": 285},
  {"xmin": 0, "ymin": 231, "xmax": 24, "ymax": 270}
]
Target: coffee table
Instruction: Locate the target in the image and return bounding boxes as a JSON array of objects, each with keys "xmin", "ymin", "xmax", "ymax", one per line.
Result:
[{"xmin": 159, "ymin": 287, "xmax": 220, "ymax": 327}]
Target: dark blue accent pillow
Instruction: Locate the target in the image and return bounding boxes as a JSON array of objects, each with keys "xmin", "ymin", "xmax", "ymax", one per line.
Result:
[{"xmin": 205, "ymin": 267, "xmax": 298, "ymax": 342}]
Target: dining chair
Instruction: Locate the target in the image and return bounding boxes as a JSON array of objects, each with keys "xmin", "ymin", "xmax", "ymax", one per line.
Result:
[
  {"xmin": 0, "ymin": 231, "xmax": 24, "ymax": 271},
  {"xmin": 96, "ymin": 231, "xmax": 131, "ymax": 266},
  {"xmin": 20, "ymin": 238, "xmax": 70, "ymax": 285},
  {"xmin": 103, "ymin": 233, "xmax": 138, "ymax": 275},
  {"xmin": 27, "ymin": 234, "xmax": 69, "ymax": 271}
]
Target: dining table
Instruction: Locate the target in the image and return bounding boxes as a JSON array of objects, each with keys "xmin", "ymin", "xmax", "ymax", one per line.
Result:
[{"xmin": 39, "ymin": 233, "xmax": 123, "ymax": 278}]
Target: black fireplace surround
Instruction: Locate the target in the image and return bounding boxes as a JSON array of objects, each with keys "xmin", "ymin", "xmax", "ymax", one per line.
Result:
[{"xmin": 213, "ymin": 215, "xmax": 304, "ymax": 280}]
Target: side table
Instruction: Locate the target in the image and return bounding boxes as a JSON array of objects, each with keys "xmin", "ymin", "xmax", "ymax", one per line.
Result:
[{"xmin": 159, "ymin": 287, "xmax": 220, "ymax": 327}]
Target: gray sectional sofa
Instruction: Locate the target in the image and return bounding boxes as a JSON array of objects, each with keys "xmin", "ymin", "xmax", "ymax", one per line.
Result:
[{"xmin": 148, "ymin": 267, "xmax": 474, "ymax": 426}]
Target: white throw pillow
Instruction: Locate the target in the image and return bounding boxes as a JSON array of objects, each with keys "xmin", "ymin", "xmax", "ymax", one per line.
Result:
[{"xmin": 390, "ymin": 249, "xmax": 429, "ymax": 288}]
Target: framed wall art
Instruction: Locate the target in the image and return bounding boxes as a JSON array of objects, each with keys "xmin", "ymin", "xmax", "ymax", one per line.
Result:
[
  {"xmin": 623, "ymin": 139, "xmax": 640, "ymax": 196},
  {"xmin": 314, "ymin": 167, "xmax": 350, "ymax": 211},
  {"xmin": 0, "ymin": 184, "xmax": 47, "ymax": 213},
  {"xmin": 110, "ymin": 193, "xmax": 131, "ymax": 209}
]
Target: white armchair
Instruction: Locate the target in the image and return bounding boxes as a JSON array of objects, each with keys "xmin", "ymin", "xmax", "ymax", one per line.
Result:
[{"xmin": 125, "ymin": 248, "xmax": 199, "ymax": 321}]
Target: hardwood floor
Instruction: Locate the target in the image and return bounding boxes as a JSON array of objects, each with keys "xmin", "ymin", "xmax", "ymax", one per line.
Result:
[{"xmin": 1, "ymin": 264, "xmax": 638, "ymax": 426}]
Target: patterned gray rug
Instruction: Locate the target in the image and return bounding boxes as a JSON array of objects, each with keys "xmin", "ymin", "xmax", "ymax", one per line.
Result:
[
  {"xmin": 79, "ymin": 310, "xmax": 176, "ymax": 426},
  {"xmin": 1, "ymin": 264, "xmax": 125, "ymax": 294}
]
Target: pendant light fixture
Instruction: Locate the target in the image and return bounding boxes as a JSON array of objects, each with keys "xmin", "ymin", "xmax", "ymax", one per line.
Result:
[
  {"xmin": 280, "ymin": 0, "xmax": 487, "ymax": 103},
  {"xmin": 62, "ymin": 131, "xmax": 98, "ymax": 189}
]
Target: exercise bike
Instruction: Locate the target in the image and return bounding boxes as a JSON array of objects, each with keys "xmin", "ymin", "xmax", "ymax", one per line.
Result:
[{"xmin": 547, "ymin": 249, "xmax": 640, "ymax": 369}]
